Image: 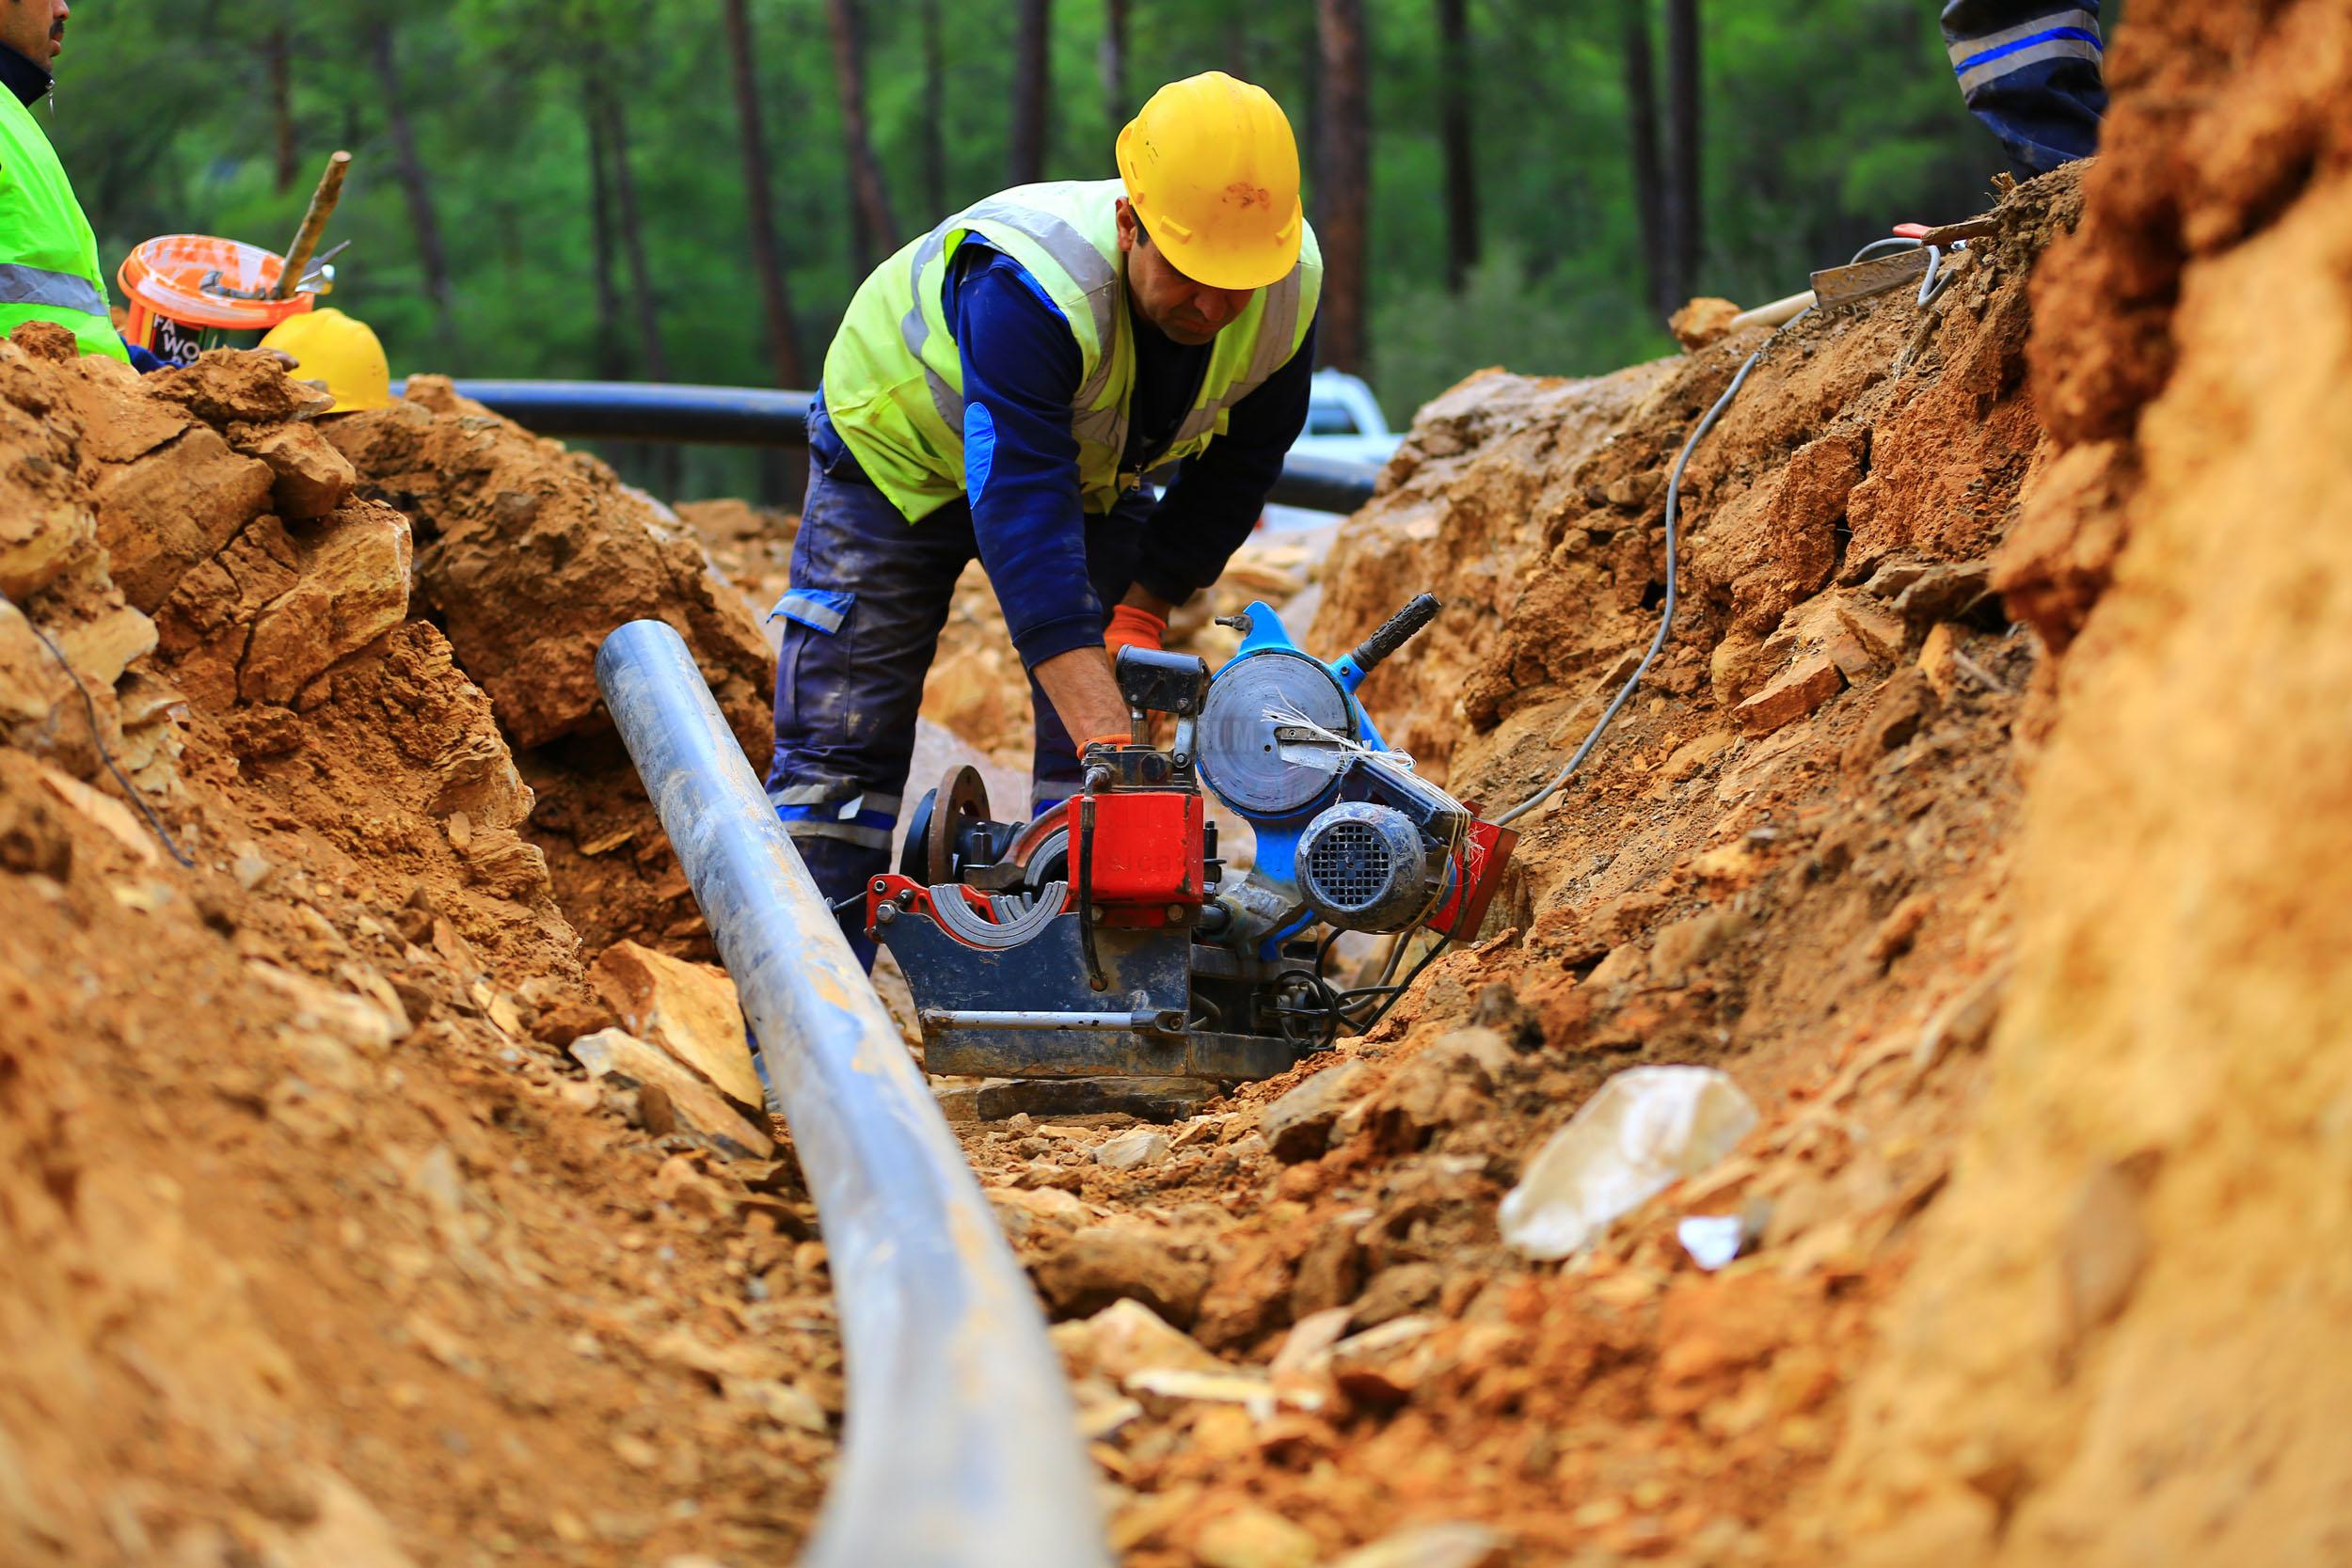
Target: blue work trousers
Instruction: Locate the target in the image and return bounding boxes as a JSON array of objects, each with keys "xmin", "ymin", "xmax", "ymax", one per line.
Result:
[
  {"xmin": 764, "ymin": 402, "xmax": 1150, "ymax": 965},
  {"xmin": 1942, "ymin": 0, "xmax": 2106, "ymax": 177}
]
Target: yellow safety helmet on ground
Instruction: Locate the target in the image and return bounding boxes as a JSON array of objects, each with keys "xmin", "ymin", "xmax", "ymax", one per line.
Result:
[
  {"xmin": 260, "ymin": 307, "xmax": 392, "ymax": 413},
  {"xmin": 1116, "ymin": 71, "xmax": 1303, "ymax": 292}
]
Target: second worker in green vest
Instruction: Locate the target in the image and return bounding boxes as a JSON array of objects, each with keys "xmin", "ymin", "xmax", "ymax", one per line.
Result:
[
  {"xmin": 768, "ymin": 71, "xmax": 1322, "ymax": 963},
  {"xmin": 0, "ymin": 0, "xmax": 129, "ymax": 362}
]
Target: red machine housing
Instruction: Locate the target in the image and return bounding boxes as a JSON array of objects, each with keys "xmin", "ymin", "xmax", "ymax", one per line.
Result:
[
  {"xmin": 1078, "ymin": 789, "xmax": 1206, "ymax": 922},
  {"xmin": 1427, "ymin": 818, "xmax": 1518, "ymax": 941}
]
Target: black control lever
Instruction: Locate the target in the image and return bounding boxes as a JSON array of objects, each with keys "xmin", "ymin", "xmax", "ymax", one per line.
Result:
[
  {"xmin": 1113, "ymin": 645, "xmax": 1212, "ymax": 716},
  {"xmin": 1341, "ymin": 592, "xmax": 1442, "ymax": 679}
]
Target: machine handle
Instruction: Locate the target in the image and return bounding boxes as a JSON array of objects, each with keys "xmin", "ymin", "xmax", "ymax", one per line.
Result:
[{"xmin": 1344, "ymin": 593, "xmax": 1442, "ymax": 677}]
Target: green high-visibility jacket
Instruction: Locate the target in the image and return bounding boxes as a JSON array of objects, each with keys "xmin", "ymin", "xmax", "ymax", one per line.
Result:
[
  {"xmin": 0, "ymin": 84, "xmax": 126, "ymax": 361},
  {"xmin": 821, "ymin": 178, "xmax": 1320, "ymax": 522}
]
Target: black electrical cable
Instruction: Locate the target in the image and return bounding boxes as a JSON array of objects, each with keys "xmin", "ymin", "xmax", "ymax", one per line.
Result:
[
  {"xmin": 1312, "ymin": 927, "xmax": 1343, "ymax": 980},
  {"xmin": 0, "ymin": 588, "xmax": 193, "ymax": 868},
  {"xmin": 1268, "ymin": 964, "xmax": 1345, "ymax": 1049},
  {"xmin": 1340, "ymin": 934, "xmax": 1453, "ymax": 1033}
]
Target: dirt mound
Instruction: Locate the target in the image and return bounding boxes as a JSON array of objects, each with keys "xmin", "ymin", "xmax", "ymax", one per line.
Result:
[
  {"xmin": 0, "ymin": 337, "xmax": 833, "ymax": 1564},
  {"xmin": 324, "ymin": 378, "xmax": 777, "ymax": 958}
]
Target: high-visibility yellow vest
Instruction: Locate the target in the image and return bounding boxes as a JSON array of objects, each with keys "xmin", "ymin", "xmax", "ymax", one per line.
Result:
[
  {"xmin": 0, "ymin": 87, "xmax": 126, "ymax": 361},
  {"xmin": 821, "ymin": 179, "xmax": 1319, "ymax": 522}
]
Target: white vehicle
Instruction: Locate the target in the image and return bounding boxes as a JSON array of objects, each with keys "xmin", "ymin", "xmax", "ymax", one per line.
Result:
[
  {"xmin": 1263, "ymin": 369, "xmax": 1403, "ymax": 532},
  {"xmin": 1291, "ymin": 369, "xmax": 1403, "ymax": 467}
]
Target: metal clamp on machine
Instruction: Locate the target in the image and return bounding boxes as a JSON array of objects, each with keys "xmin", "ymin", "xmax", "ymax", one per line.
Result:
[{"xmin": 868, "ymin": 594, "xmax": 1518, "ymax": 1082}]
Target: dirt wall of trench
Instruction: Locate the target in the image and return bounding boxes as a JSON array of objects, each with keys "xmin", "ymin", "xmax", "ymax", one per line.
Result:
[{"xmin": 1821, "ymin": 4, "xmax": 2352, "ymax": 1561}]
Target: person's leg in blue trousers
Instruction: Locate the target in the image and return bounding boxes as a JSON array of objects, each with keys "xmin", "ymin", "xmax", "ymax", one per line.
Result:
[
  {"xmin": 1941, "ymin": 0, "xmax": 2106, "ymax": 178},
  {"xmin": 766, "ymin": 404, "xmax": 976, "ymax": 969},
  {"xmin": 767, "ymin": 405, "xmax": 1165, "ymax": 965}
]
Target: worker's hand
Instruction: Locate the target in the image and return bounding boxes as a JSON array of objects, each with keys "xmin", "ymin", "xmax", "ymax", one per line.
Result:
[{"xmin": 1104, "ymin": 603, "xmax": 1168, "ymax": 657}]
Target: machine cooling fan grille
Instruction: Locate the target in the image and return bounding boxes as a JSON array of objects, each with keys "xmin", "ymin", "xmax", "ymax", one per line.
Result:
[{"xmin": 1304, "ymin": 818, "xmax": 1390, "ymax": 911}]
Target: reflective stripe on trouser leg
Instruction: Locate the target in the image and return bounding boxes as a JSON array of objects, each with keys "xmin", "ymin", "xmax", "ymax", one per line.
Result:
[
  {"xmin": 1938, "ymin": 0, "xmax": 2106, "ymax": 173},
  {"xmin": 771, "ymin": 782, "xmax": 904, "ymax": 852}
]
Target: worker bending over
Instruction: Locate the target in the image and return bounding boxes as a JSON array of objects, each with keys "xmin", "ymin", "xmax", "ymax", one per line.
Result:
[
  {"xmin": 0, "ymin": 0, "xmax": 126, "ymax": 360},
  {"xmin": 769, "ymin": 71, "xmax": 1320, "ymax": 962}
]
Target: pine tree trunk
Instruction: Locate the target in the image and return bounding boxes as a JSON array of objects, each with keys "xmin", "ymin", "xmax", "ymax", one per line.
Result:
[
  {"xmin": 1314, "ymin": 0, "xmax": 1371, "ymax": 373},
  {"xmin": 1661, "ymin": 0, "xmax": 1703, "ymax": 309},
  {"xmin": 1009, "ymin": 0, "xmax": 1052, "ymax": 183},
  {"xmin": 580, "ymin": 70, "xmax": 629, "ymax": 381},
  {"xmin": 1100, "ymin": 0, "xmax": 1128, "ymax": 138},
  {"xmin": 1435, "ymin": 0, "xmax": 1478, "ymax": 292},
  {"xmin": 598, "ymin": 91, "xmax": 672, "ymax": 381},
  {"xmin": 365, "ymin": 22, "xmax": 456, "ymax": 346},
  {"xmin": 921, "ymin": 0, "xmax": 947, "ymax": 214},
  {"xmin": 268, "ymin": 32, "xmax": 297, "ymax": 194},
  {"xmin": 723, "ymin": 0, "xmax": 805, "ymax": 388},
  {"xmin": 826, "ymin": 0, "xmax": 899, "ymax": 269},
  {"xmin": 1299, "ymin": 8, "xmax": 1321, "ymax": 182},
  {"xmin": 1621, "ymin": 0, "xmax": 1668, "ymax": 319}
]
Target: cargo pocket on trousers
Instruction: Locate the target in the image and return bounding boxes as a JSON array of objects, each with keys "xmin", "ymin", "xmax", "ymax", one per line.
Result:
[
  {"xmin": 770, "ymin": 589, "xmax": 857, "ymax": 741},
  {"xmin": 770, "ymin": 589, "xmax": 855, "ymax": 637}
]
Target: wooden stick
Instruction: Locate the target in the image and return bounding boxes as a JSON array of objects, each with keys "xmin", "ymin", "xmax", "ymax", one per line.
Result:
[
  {"xmin": 1917, "ymin": 214, "xmax": 1999, "ymax": 248},
  {"xmin": 277, "ymin": 150, "xmax": 353, "ymax": 299},
  {"xmin": 1729, "ymin": 290, "xmax": 1815, "ymax": 332}
]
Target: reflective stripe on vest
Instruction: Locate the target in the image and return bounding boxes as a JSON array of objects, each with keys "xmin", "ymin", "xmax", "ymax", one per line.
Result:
[
  {"xmin": 0, "ymin": 260, "xmax": 105, "ymax": 316},
  {"xmin": 821, "ymin": 178, "xmax": 1320, "ymax": 523}
]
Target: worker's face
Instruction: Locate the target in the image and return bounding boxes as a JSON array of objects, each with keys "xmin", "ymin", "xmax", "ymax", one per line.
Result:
[
  {"xmin": 1117, "ymin": 198, "xmax": 1257, "ymax": 347},
  {"xmin": 3, "ymin": 0, "xmax": 68, "ymax": 66}
]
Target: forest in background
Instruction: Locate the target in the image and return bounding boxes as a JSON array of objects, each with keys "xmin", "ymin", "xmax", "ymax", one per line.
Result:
[{"xmin": 60, "ymin": 0, "xmax": 2022, "ymax": 494}]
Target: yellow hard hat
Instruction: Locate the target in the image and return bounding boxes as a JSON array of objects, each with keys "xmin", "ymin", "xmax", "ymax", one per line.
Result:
[
  {"xmin": 1116, "ymin": 71, "xmax": 1303, "ymax": 292},
  {"xmin": 259, "ymin": 307, "xmax": 392, "ymax": 414}
]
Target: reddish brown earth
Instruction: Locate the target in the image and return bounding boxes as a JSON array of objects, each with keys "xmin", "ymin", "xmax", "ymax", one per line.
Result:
[
  {"xmin": 5, "ymin": 5, "xmax": 2349, "ymax": 1562},
  {"xmin": 0, "ymin": 340, "xmax": 829, "ymax": 1568}
]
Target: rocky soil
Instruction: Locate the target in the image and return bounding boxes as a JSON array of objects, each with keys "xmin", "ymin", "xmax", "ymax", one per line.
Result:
[
  {"xmin": 0, "ymin": 340, "xmax": 830, "ymax": 1568},
  {"xmin": 5, "ymin": 3, "xmax": 2348, "ymax": 1562}
]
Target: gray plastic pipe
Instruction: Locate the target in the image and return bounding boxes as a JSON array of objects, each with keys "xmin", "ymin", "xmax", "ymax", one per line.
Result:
[
  {"xmin": 594, "ymin": 619, "xmax": 1109, "ymax": 1568},
  {"xmin": 392, "ymin": 378, "xmax": 1385, "ymax": 513}
]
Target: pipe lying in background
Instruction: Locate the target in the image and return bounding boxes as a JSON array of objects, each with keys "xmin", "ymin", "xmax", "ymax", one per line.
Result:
[
  {"xmin": 399, "ymin": 378, "xmax": 1385, "ymax": 514},
  {"xmin": 594, "ymin": 619, "xmax": 1109, "ymax": 1568}
]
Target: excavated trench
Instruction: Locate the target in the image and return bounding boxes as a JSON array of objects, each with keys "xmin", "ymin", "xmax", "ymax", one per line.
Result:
[{"xmin": 6, "ymin": 4, "xmax": 2352, "ymax": 1562}]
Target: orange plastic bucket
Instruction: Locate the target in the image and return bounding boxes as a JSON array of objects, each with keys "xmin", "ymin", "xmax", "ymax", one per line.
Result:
[{"xmin": 118, "ymin": 234, "xmax": 315, "ymax": 364}]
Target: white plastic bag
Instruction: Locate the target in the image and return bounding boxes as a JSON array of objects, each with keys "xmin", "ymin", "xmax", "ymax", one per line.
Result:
[{"xmin": 1499, "ymin": 1065, "xmax": 1758, "ymax": 1259}]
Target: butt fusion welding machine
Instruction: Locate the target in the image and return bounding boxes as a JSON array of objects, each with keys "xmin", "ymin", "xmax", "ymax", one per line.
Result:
[{"xmin": 868, "ymin": 594, "xmax": 1518, "ymax": 1082}]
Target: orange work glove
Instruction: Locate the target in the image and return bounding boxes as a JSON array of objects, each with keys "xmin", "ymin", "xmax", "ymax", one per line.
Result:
[{"xmin": 1104, "ymin": 603, "xmax": 1168, "ymax": 657}]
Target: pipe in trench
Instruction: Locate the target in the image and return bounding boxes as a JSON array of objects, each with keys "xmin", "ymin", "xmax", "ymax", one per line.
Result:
[
  {"xmin": 394, "ymin": 378, "xmax": 1387, "ymax": 515},
  {"xmin": 595, "ymin": 619, "xmax": 1109, "ymax": 1568}
]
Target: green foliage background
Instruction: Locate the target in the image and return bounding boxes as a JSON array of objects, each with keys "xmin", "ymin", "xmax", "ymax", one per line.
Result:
[{"xmin": 56, "ymin": 0, "xmax": 2014, "ymax": 494}]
